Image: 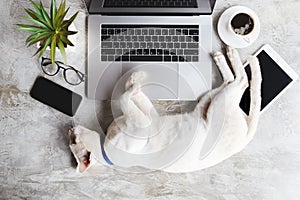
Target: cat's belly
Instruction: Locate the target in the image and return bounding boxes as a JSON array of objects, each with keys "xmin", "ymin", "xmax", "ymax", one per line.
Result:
[{"xmin": 105, "ymin": 113, "xmax": 206, "ymax": 155}]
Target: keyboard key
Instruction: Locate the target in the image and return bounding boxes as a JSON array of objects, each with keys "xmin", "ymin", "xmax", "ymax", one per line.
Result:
[
  {"xmin": 179, "ymin": 56, "xmax": 185, "ymax": 62},
  {"xmin": 128, "ymin": 29, "xmax": 134, "ymax": 35},
  {"xmin": 122, "ymin": 56, "xmax": 129, "ymax": 61},
  {"xmin": 192, "ymin": 36, "xmax": 199, "ymax": 42},
  {"xmin": 102, "ymin": 49, "xmax": 115, "ymax": 55},
  {"xmin": 114, "ymin": 55, "xmax": 121, "ymax": 61},
  {"xmin": 179, "ymin": 36, "xmax": 185, "ymax": 42},
  {"xmin": 174, "ymin": 43, "xmax": 180, "ymax": 48},
  {"xmin": 163, "ymin": 49, "xmax": 170, "ymax": 55},
  {"xmin": 189, "ymin": 29, "xmax": 199, "ymax": 35},
  {"xmin": 177, "ymin": 49, "xmax": 183, "ymax": 55},
  {"xmin": 108, "ymin": 55, "xmax": 114, "ymax": 61},
  {"xmin": 101, "ymin": 42, "xmax": 113, "ymax": 48},
  {"xmin": 135, "ymin": 29, "xmax": 142, "ymax": 35},
  {"xmin": 126, "ymin": 42, "xmax": 133, "ymax": 48},
  {"xmin": 155, "ymin": 29, "xmax": 161, "ymax": 35},
  {"xmin": 140, "ymin": 42, "xmax": 146, "ymax": 48},
  {"xmin": 154, "ymin": 42, "xmax": 160, "ymax": 48},
  {"xmin": 124, "ymin": 36, "xmax": 131, "ymax": 41},
  {"xmin": 172, "ymin": 56, "xmax": 178, "ymax": 62},
  {"xmin": 111, "ymin": 36, "xmax": 118, "ymax": 41},
  {"xmin": 159, "ymin": 36, "xmax": 165, "ymax": 42},
  {"xmin": 172, "ymin": 36, "xmax": 178, "ymax": 42},
  {"xmin": 120, "ymin": 42, "xmax": 126, "ymax": 48},
  {"xmin": 162, "ymin": 29, "xmax": 168, "ymax": 35},
  {"xmin": 185, "ymin": 56, "xmax": 192, "ymax": 62},
  {"xmin": 115, "ymin": 29, "xmax": 121, "ymax": 34},
  {"xmin": 149, "ymin": 29, "xmax": 155, "ymax": 35},
  {"xmin": 138, "ymin": 36, "xmax": 144, "ymax": 41},
  {"xmin": 123, "ymin": 49, "xmax": 130, "ymax": 55},
  {"xmin": 121, "ymin": 29, "xmax": 127, "ymax": 35},
  {"xmin": 137, "ymin": 49, "xmax": 143, "ymax": 55},
  {"xmin": 132, "ymin": 36, "xmax": 138, "ymax": 41},
  {"xmin": 182, "ymin": 29, "xmax": 188, "ymax": 35},
  {"xmin": 150, "ymin": 49, "xmax": 156, "ymax": 55},
  {"xmin": 181, "ymin": 43, "xmax": 187, "ymax": 48},
  {"xmin": 166, "ymin": 36, "xmax": 172, "ymax": 42},
  {"xmin": 167, "ymin": 43, "xmax": 173, "ymax": 48},
  {"xmin": 113, "ymin": 42, "xmax": 120, "ymax": 48},
  {"xmin": 133, "ymin": 42, "xmax": 140, "ymax": 48},
  {"xmin": 186, "ymin": 36, "xmax": 192, "ymax": 42},
  {"xmin": 108, "ymin": 29, "xmax": 114, "ymax": 35},
  {"xmin": 160, "ymin": 43, "xmax": 167, "ymax": 48},
  {"xmin": 142, "ymin": 29, "xmax": 148, "ymax": 35},
  {"xmin": 152, "ymin": 36, "xmax": 158, "ymax": 42},
  {"xmin": 192, "ymin": 56, "xmax": 199, "ymax": 62},
  {"xmin": 143, "ymin": 49, "xmax": 150, "ymax": 55},
  {"xmin": 145, "ymin": 36, "xmax": 151, "ymax": 42},
  {"xmin": 164, "ymin": 56, "xmax": 171, "ymax": 61},
  {"xmin": 130, "ymin": 56, "xmax": 162, "ymax": 62},
  {"xmin": 169, "ymin": 29, "xmax": 175, "ymax": 35},
  {"xmin": 116, "ymin": 49, "xmax": 122, "ymax": 55},
  {"xmin": 157, "ymin": 49, "xmax": 163, "ymax": 55},
  {"xmin": 129, "ymin": 49, "xmax": 136, "ymax": 55},
  {"xmin": 170, "ymin": 49, "xmax": 176, "ymax": 55},
  {"xmin": 184, "ymin": 49, "xmax": 199, "ymax": 55},
  {"xmin": 101, "ymin": 29, "xmax": 107, "ymax": 35},
  {"xmin": 101, "ymin": 35, "xmax": 111, "ymax": 41},
  {"xmin": 188, "ymin": 43, "xmax": 199, "ymax": 48},
  {"xmin": 101, "ymin": 55, "xmax": 107, "ymax": 61},
  {"xmin": 146, "ymin": 43, "xmax": 153, "ymax": 49},
  {"xmin": 176, "ymin": 29, "xmax": 182, "ymax": 35}
]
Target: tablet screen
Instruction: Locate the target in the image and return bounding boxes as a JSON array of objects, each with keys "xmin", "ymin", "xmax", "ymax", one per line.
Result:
[{"xmin": 240, "ymin": 50, "xmax": 293, "ymax": 115}]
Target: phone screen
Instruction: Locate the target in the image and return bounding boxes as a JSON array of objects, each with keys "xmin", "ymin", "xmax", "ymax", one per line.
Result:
[
  {"xmin": 30, "ymin": 77, "xmax": 82, "ymax": 117},
  {"xmin": 240, "ymin": 50, "xmax": 293, "ymax": 115}
]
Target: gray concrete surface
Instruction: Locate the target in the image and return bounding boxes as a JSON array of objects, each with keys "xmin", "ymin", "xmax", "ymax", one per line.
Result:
[{"xmin": 1, "ymin": 0, "xmax": 300, "ymax": 199}]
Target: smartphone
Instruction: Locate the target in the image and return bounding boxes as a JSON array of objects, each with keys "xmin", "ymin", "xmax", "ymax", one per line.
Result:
[
  {"xmin": 240, "ymin": 44, "xmax": 298, "ymax": 115},
  {"xmin": 30, "ymin": 77, "xmax": 82, "ymax": 117}
]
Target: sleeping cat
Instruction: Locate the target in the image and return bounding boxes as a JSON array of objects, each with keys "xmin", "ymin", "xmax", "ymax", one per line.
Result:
[{"xmin": 69, "ymin": 46, "xmax": 262, "ymax": 173}]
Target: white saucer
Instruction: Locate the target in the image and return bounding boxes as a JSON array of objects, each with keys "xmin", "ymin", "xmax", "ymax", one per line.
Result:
[{"xmin": 217, "ymin": 6, "xmax": 260, "ymax": 48}]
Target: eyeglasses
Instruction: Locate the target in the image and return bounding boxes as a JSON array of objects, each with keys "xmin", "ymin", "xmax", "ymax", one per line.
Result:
[{"xmin": 40, "ymin": 57, "xmax": 85, "ymax": 85}]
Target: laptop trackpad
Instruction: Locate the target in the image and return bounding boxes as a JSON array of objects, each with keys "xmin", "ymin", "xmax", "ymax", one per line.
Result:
[{"xmin": 111, "ymin": 63, "xmax": 179, "ymax": 100}]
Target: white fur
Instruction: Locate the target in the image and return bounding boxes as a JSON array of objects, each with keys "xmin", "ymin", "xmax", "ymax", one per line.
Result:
[{"xmin": 69, "ymin": 46, "xmax": 262, "ymax": 173}]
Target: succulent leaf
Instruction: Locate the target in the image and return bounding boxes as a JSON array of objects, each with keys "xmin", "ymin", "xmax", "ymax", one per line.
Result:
[
  {"xmin": 17, "ymin": 0, "xmax": 78, "ymax": 64},
  {"xmin": 57, "ymin": 40, "xmax": 66, "ymax": 62},
  {"xmin": 50, "ymin": 36, "xmax": 57, "ymax": 66}
]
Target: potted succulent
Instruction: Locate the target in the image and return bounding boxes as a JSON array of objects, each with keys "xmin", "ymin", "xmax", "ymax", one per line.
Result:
[{"xmin": 17, "ymin": 0, "xmax": 78, "ymax": 65}]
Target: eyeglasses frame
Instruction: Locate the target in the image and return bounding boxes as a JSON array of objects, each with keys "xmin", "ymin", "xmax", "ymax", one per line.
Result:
[{"xmin": 41, "ymin": 57, "xmax": 85, "ymax": 85}]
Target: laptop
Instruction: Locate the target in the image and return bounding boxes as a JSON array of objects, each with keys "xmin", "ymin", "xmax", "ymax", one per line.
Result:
[{"xmin": 88, "ymin": 0, "xmax": 216, "ymax": 100}]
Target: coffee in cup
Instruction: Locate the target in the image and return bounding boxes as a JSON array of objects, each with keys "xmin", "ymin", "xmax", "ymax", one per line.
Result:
[{"xmin": 230, "ymin": 13, "xmax": 254, "ymax": 36}]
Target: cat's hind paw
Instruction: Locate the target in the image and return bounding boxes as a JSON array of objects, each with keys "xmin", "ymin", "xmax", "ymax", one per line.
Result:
[{"xmin": 125, "ymin": 71, "xmax": 146, "ymax": 91}]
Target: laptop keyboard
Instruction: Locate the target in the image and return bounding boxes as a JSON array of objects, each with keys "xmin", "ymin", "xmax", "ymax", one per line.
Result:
[
  {"xmin": 103, "ymin": 0, "xmax": 198, "ymax": 8},
  {"xmin": 101, "ymin": 25, "xmax": 199, "ymax": 62}
]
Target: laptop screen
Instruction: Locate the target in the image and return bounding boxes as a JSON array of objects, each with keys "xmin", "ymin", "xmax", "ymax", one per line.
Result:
[
  {"xmin": 103, "ymin": 0, "xmax": 198, "ymax": 8},
  {"xmin": 89, "ymin": 0, "xmax": 216, "ymax": 15}
]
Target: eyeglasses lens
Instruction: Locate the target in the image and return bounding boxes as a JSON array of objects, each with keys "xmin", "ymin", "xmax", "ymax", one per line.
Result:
[
  {"xmin": 65, "ymin": 69, "xmax": 82, "ymax": 85},
  {"xmin": 41, "ymin": 59, "xmax": 59, "ymax": 76}
]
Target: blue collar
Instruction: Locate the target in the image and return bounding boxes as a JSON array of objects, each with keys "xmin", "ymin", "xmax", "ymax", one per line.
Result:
[{"xmin": 102, "ymin": 146, "xmax": 113, "ymax": 165}]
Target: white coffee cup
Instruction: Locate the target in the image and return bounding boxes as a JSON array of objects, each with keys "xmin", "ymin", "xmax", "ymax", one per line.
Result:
[{"xmin": 227, "ymin": 7, "xmax": 260, "ymax": 44}]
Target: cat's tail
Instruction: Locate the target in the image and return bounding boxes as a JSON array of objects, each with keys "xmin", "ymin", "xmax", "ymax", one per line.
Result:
[
  {"xmin": 246, "ymin": 56, "xmax": 262, "ymax": 141},
  {"xmin": 125, "ymin": 71, "xmax": 146, "ymax": 91}
]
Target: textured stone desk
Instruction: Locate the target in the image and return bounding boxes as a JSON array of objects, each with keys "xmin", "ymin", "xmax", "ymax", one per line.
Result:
[{"xmin": 0, "ymin": 0, "xmax": 300, "ymax": 199}]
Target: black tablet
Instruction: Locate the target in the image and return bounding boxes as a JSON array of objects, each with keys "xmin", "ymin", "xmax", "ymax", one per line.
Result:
[{"xmin": 240, "ymin": 44, "xmax": 298, "ymax": 115}]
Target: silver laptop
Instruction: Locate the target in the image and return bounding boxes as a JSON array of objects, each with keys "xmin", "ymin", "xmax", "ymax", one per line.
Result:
[{"xmin": 88, "ymin": 0, "xmax": 216, "ymax": 100}]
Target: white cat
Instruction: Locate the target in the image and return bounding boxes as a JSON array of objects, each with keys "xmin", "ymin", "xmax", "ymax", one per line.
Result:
[{"xmin": 69, "ymin": 46, "xmax": 262, "ymax": 173}]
